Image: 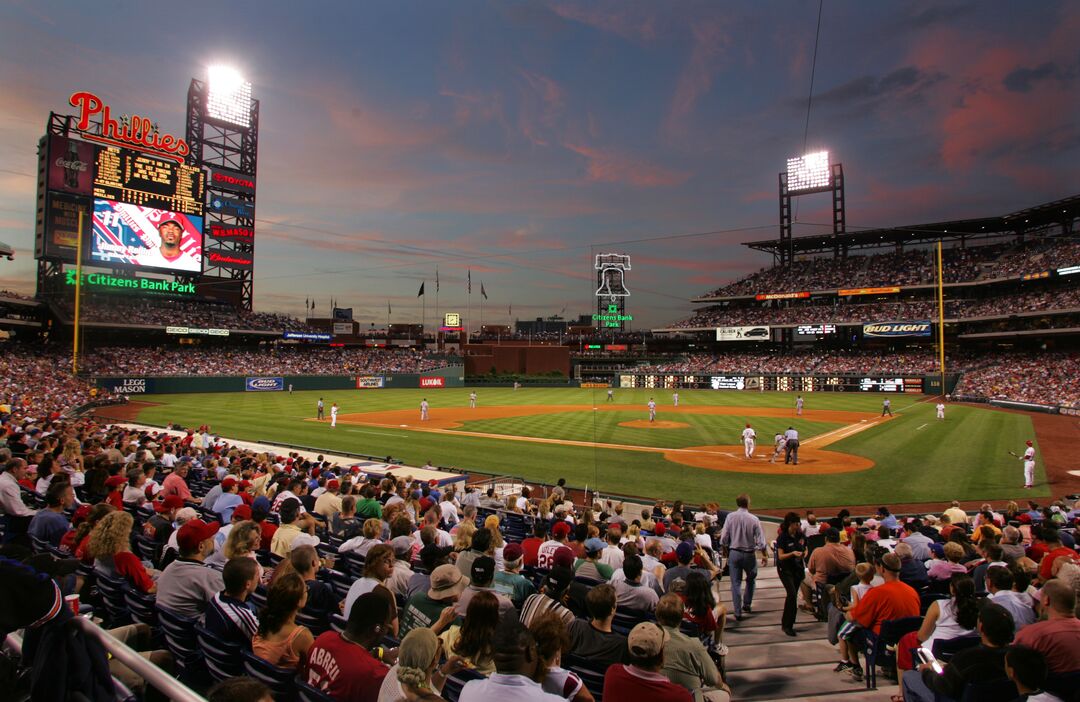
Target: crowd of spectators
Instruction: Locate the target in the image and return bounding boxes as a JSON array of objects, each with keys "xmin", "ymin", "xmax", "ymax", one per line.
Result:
[
  {"xmin": 954, "ymin": 352, "xmax": 1080, "ymax": 409},
  {"xmin": 981, "ymin": 241, "xmax": 1080, "ymax": 280},
  {"xmin": 665, "ymin": 286, "xmax": 1080, "ymax": 329},
  {"xmin": 0, "ymin": 347, "xmax": 120, "ymax": 416},
  {"xmin": 80, "ymin": 346, "xmax": 450, "ymax": 377},
  {"xmin": 638, "ymin": 350, "xmax": 945, "ymax": 375},
  {"xmin": 55, "ymin": 296, "xmax": 315, "ymax": 332}
]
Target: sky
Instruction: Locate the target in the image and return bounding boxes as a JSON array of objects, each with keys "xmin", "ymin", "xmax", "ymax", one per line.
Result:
[{"xmin": 1, "ymin": 1, "xmax": 1078, "ymax": 328}]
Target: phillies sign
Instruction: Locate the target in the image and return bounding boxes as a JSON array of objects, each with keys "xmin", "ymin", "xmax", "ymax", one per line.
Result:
[{"xmin": 69, "ymin": 91, "xmax": 190, "ymax": 163}]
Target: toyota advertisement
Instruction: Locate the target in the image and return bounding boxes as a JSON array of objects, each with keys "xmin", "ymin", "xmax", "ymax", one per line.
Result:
[{"xmin": 89, "ymin": 198, "xmax": 203, "ymax": 273}]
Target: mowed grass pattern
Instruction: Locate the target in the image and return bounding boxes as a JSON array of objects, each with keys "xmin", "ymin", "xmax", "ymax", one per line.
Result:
[{"xmin": 130, "ymin": 388, "xmax": 1046, "ymax": 508}]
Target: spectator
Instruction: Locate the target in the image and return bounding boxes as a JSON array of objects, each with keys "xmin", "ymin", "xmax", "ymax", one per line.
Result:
[
  {"xmin": 682, "ymin": 571, "xmax": 727, "ymax": 656},
  {"xmin": 339, "ymin": 518, "xmax": 384, "ymax": 558},
  {"xmin": 212, "ymin": 478, "xmax": 244, "ymax": 524},
  {"xmin": 655, "ymin": 593, "xmax": 729, "ymax": 702},
  {"xmin": 1012, "ymin": 580, "xmax": 1080, "ymax": 674},
  {"xmin": 495, "ymin": 542, "xmax": 537, "ymax": 608},
  {"xmin": 568, "ymin": 584, "xmax": 627, "ymax": 668},
  {"xmin": 206, "ymin": 677, "xmax": 273, "ymax": 702},
  {"xmin": 0, "ymin": 458, "xmax": 37, "ymax": 538},
  {"xmin": 613, "ymin": 554, "xmax": 659, "ymax": 614},
  {"xmin": 537, "ymin": 522, "xmax": 573, "ymax": 570},
  {"xmin": 306, "ymin": 590, "xmax": 396, "ymax": 702},
  {"xmin": 928, "ymin": 542, "xmax": 969, "ymax": 581},
  {"xmin": 28, "ymin": 480, "xmax": 74, "ymax": 548},
  {"xmin": 530, "ymin": 611, "xmax": 594, "ymax": 701},
  {"xmin": 574, "ymin": 538, "xmax": 614, "ymax": 581},
  {"xmin": 331, "ymin": 495, "xmax": 362, "ymax": 539},
  {"xmin": 378, "ymin": 626, "xmax": 467, "ymax": 702},
  {"xmin": 807, "ymin": 527, "xmax": 855, "ymax": 585},
  {"xmin": 251, "ymin": 572, "xmax": 314, "ymax": 670},
  {"xmin": 399, "ymin": 564, "xmax": 466, "ymax": 638},
  {"xmin": 900, "ymin": 519, "xmax": 933, "ymax": 562},
  {"xmin": 458, "ymin": 616, "xmax": 565, "ymax": 701},
  {"xmin": 160, "ymin": 460, "xmax": 197, "ymax": 503},
  {"xmin": 896, "ymin": 574, "xmax": 979, "ymax": 673},
  {"xmin": 287, "ymin": 545, "xmax": 339, "ymax": 619},
  {"xmin": 521, "ymin": 565, "xmax": 576, "ymax": 628},
  {"xmin": 894, "ymin": 543, "xmax": 930, "ymax": 591},
  {"xmin": 455, "ymin": 555, "xmax": 515, "ymax": 618},
  {"xmin": 204, "ymin": 557, "xmax": 261, "ymax": 647},
  {"xmin": 207, "ymin": 519, "xmax": 262, "ymax": 574},
  {"xmin": 344, "ymin": 543, "xmax": 398, "ymax": 620},
  {"xmin": 270, "ymin": 498, "xmax": 318, "ymax": 557},
  {"xmin": 439, "ymin": 590, "xmax": 499, "ymax": 675},
  {"xmin": 846, "ymin": 552, "xmax": 920, "ymax": 640},
  {"xmin": 155, "ymin": 519, "xmax": 224, "ymax": 618},
  {"xmin": 144, "ymin": 495, "xmax": 184, "ymax": 548},
  {"xmin": 314, "ymin": 479, "xmax": 342, "ymax": 520},
  {"xmin": 88, "ymin": 511, "xmax": 156, "ymax": 594},
  {"xmin": 456, "ymin": 525, "xmax": 493, "ymax": 580},
  {"xmin": 985, "ymin": 566, "xmax": 1036, "ymax": 632},
  {"xmin": 603, "ymin": 622, "xmax": 693, "ymax": 702},
  {"xmin": 900, "ymin": 602, "xmax": 1014, "ymax": 702},
  {"xmin": 720, "ymin": 494, "xmax": 768, "ymax": 620},
  {"xmin": 1003, "ymin": 645, "xmax": 1059, "ymax": 702}
]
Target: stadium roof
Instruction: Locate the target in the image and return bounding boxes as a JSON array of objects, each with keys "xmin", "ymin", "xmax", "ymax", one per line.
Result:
[{"xmin": 742, "ymin": 194, "xmax": 1080, "ymax": 256}]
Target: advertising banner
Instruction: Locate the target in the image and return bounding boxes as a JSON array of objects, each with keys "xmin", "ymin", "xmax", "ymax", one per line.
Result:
[
  {"xmin": 48, "ymin": 135, "xmax": 95, "ymax": 195},
  {"xmin": 839, "ymin": 287, "xmax": 900, "ymax": 296},
  {"xmin": 208, "ymin": 224, "xmax": 254, "ymax": 241},
  {"xmin": 67, "ymin": 271, "xmax": 195, "ymax": 296},
  {"xmin": 419, "ymin": 376, "xmax": 446, "ymax": 388},
  {"xmin": 102, "ymin": 378, "xmax": 153, "ymax": 394},
  {"xmin": 356, "ymin": 376, "xmax": 385, "ymax": 389},
  {"xmin": 795, "ymin": 324, "xmax": 837, "ymax": 336},
  {"xmin": 90, "ymin": 199, "xmax": 203, "ymax": 273},
  {"xmin": 333, "ymin": 322, "xmax": 353, "ymax": 335},
  {"xmin": 245, "ymin": 377, "xmax": 284, "ymax": 392},
  {"xmin": 43, "ymin": 192, "xmax": 92, "ymax": 261},
  {"xmin": 333, "ymin": 307, "xmax": 354, "ymax": 321},
  {"xmin": 862, "ymin": 320, "xmax": 932, "ymax": 337},
  {"xmin": 205, "ymin": 247, "xmax": 254, "ymax": 271},
  {"xmin": 209, "ymin": 167, "xmax": 256, "ymax": 195},
  {"xmin": 207, "ymin": 195, "xmax": 255, "ymax": 219},
  {"xmin": 755, "ymin": 291, "xmax": 809, "ymax": 301},
  {"xmin": 283, "ymin": 331, "xmax": 332, "ymax": 341},
  {"xmin": 710, "ymin": 376, "xmax": 747, "ymax": 390},
  {"xmin": 165, "ymin": 327, "xmax": 229, "ymax": 336},
  {"xmin": 716, "ymin": 326, "xmax": 770, "ymax": 341}
]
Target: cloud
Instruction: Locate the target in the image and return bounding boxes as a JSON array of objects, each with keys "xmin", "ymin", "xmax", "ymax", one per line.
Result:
[
  {"xmin": 564, "ymin": 143, "xmax": 690, "ymax": 188},
  {"xmin": 663, "ymin": 19, "xmax": 729, "ymax": 138},
  {"xmin": 810, "ymin": 66, "xmax": 945, "ymax": 109},
  {"xmin": 1002, "ymin": 62, "xmax": 1073, "ymax": 93},
  {"xmin": 547, "ymin": 2, "xmax": 657, "ymax": 43}
]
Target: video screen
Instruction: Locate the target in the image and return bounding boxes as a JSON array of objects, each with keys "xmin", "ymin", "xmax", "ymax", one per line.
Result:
[{"xmin": 89, "ymin": 199, "xmax": 203, "ymax": 273}]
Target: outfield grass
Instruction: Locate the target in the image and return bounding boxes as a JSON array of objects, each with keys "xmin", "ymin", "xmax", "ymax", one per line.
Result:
[{"xmin": 128, "ymin": 388, "xmax": 1046, "ymax": 509}]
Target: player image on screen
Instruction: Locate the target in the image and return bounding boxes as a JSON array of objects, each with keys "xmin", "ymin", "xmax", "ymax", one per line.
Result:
[{"xmin": 89, "ymin": 199, "xmax": 202, "ymax": 273}]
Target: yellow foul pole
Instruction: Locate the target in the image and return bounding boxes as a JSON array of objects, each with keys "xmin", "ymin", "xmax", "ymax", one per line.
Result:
[
  {"xmin": 72, "ymin": 208, "xmax": 85, "ymax": 375},
  {"xmin": 937, "ymin": 240, "xmax": 945, "ymax": 395}
]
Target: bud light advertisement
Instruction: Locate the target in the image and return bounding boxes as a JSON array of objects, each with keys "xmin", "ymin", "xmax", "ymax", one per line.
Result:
[
  {"xmin": 245, "ymin": 377, "xmax": 284, "ymax": 392},
  {"xmin": 89, "ymin": 198, "xmax": 203, "ymax": 273}
]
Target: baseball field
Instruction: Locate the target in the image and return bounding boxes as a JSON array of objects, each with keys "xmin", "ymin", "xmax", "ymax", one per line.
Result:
[{"xmin": 110, "ymin": 388, "xmax": 1049, "ymax": 509}]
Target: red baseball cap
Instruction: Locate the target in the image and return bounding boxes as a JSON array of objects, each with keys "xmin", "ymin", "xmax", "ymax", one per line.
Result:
[
  {"xmin": 326, "ymin": 479, "xmax": 340, "ymax": 490},
  {"xmin": 176, "ymin": 519, "xmax": 220, "ymax": 552},
  {"xmin": 105, "ymin": 475, "xmax": 126, "ymax": 488},
  {"xmin": 221, "ymin": 477, "xmax": 238, "ymax": 490},
  {"xmin": 552, "ymin": 546, "xmax": 575, "ymax": 569},
  {"xmin": 654, "ymin": 522, "xmax": 666, "ymax": 536},
  {"xmin": 232, "ymin": 504, "xmax": 253, "ymax": 520},
  {"xmin": 552, "ymin": 522, "xmax": 571, "ymax": 538},
  {"xmin": 154, "ymin": 495, "xmax": 185, "ymax": 513}
]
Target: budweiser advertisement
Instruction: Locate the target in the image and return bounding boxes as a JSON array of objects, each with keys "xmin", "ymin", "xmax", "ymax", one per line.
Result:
[
  {"xmin": 47, "ymin": 135, "xmax": 95, "ymax": 195},
  {"xmin": 209, "ymin": 167, "xmax": 256, "ymax": 195},
  {"xmin": 205, "ymin": 247, "xmax": 254, "ymax": 271},
  {"xmin": 419, "ymin": 376, "xmax": 445, "ymax": 388},
  {"xmin": 89, "ymin": 199, "xmax": 202, "ymax": 273},
  {"xmin": 69, "ymin": 91, "xmax": 190, "ymax": 163}
]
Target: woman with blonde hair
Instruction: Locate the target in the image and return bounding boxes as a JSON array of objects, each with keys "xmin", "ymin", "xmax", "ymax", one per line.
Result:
[
  {"xmin": 88, "ymin": 511, "xmax": 156, "ymax": 593},
  {"xmin": 452, "ymin": 520, "xmax": 476, "ymax": 554},
  {"xmin": 339, "ymin": 518, "xmax": 384, "ymax": 558},
  {"xmin": 537, "ymin": 498, "xmax": 554, "ymax": 521},
  {"xmin": 207, "ymin": 521, "xmax": 263, "ymax": 575},
  {"xmin": 377, "ymin": 628, "xmax": 467, "ymax": 702},
  {"xmin": 504, "ymin": 494, "xmax": 520, "ymax": 514},
  {"xmin": 621, "ymin": 523, "xmax": 645, "ymax": 552},
  {"xmin": 484, "ymin": 514, "xmax": 505, "ymax": 569},
  {"xmin": 58, "ymin": 438, "xmax": 85, "ymax": 485}
]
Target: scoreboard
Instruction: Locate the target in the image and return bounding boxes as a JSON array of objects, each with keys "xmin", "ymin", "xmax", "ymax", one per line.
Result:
[
  {"xmin": 619, "ymin": 373, "xmax": 926, "ymax": 392},
  {"xmin": 93, "ymin": 147, "xmax": 204, "ymax": 216}
]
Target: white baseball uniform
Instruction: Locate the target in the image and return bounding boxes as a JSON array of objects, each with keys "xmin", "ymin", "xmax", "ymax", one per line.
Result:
[
  {"xmin": 672, "ymin": 392, "xmax": 679, "ymax": 407},
  {"xmin": 648, "ymin": 400, "xmax": 656, "ymax": 421},
  {"xmin": 469, "ymin": 392, "xmax": 477, "ymax": 408},
  {"xmin": 330, "ymin": 404, "xmax": 338, "ymax": 427},
  {"xmin": 936, "ymin": 403, "xmax": 945, "ymax": 419},
  {"xmin": 742, "ymin": 427, "xmax": 756, "ymax": 458},
  {"xmin": 796, "ymin": 396, "xmax": 804, "ymax": 415},
  {"xmin": 421, "ymin": 400, "xmax": 430, "ymax": 420},
  {"xmin": 770, "ymin": 433, "xmax": 787, "ymax": 463},
  {"xmin": 1022, "ymin": 445, "xmax": 1035, "ymax": 488},
  {"xmin": 607, "ymin": 389, "xmax": 614, "ymax": 402}
]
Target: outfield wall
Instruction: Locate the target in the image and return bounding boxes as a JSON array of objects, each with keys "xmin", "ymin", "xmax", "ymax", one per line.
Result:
[{"xmin": 92, "ymin": 365, "xmax": 465, "ymax": 395}]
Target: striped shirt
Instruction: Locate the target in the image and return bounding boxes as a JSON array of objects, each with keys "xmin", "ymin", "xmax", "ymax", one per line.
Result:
[{"xmin": 204, "ymin": 592, "xmax": 258, "ymax": 646}]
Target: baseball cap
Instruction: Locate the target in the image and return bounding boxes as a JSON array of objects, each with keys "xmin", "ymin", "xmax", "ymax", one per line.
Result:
[
  {"xmin": 157, "ymin": 218, "xmax": 183, "ymax": 230},
  {"xmin": 428, "ymin": 564, "xmax": 468, "ymax": 601},
  {"xmin": 584, "ymin": 538, "xmax": 606, "ymax": 555},
  {"xmin": 232, "ymin": 504, "xmax": 252, "ymax": 520},
  {"xmin": 155, "ymin": 495, "xmax": 185, "ymax": 513},
  {"xmin": 654, "ymin": 522, "xmax": 666, "ymax": 536},
  {"xmin": 390, "ymin": 535, "xmax": 414, "ymax": 557},
  {"xmin": 1026, "ymin": 440, "xmax": 1033, "ymax": 446},
  {"xmin": 675, "ymin": 541, "xmax": 695, "ymax": 562},
  {"xmin": 552, "ymin": 522, "xmax": 571, "ymax": 538},
  {"xmin": 252, "ymin": 496, "xmax": 271, "ymax": 513},
  {"xmin": 628, "ymin": 622, "xmax": 668, "ymax": 658},
  {"xmin": 470, "ymin": 556, "xmax": 495, "ymax": 584},
  {"xmin": 291, "ymin": 533, "xmax": 321, "ymax": 550},
  {"xmin": 105, "ymin": 475, "xmax": 126, "ymax": 488},
  {"xmin": 929, "ymin": 543, "xmax": 945, "ymax": 558},
  {"xmin": 552, "ymin": 546, "xmax": 575, "ymax": 569},
  {"xmin": 327, "ymin": 479, "xmax": 340, "ymax": 490},
  {"xmin": 221, "ymin": 477, "xmax": 237, "ymax": 490},
  {"xmin": 503, "ymin": 543, "xmax": 524, "ymax": 564},
  {"xmin": 544, "ymin": 565, "xmax": 574, "ymax": 595},
  {"xmin": 176, "ymin": 519, "xmax": 220, "ymax": 552},
  {"xmin": 239, "ymin": 480, "xmax": 252, "ymax": 490}
]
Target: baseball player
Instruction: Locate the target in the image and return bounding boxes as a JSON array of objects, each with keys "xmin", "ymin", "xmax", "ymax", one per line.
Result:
[
  {"xmin": 1012, "ymin": 440, "xmax": 1036, "ymax": 489},
  {"xmin": 317, "ymin": 398, "xmax": 324, "ymax": 420},
  {"xmin": 672, "ymin": 391, "xmax": 679, "ymax": 407},
  {"xmin": 882, "ymin": 398, "xmax": 892, "ymax": 416},
  {"xmin": 420, "ymin": 398, "xmax": 430, "ymax": 421},
  {"xmin": 741, "ymin": 423, "xmax": 756, "ymax": 459},
  {"xmin": 936, "ymin": 402, "xmax": 945, "ymax": 420},
  {"xmin": 769, "ymin": 432, "xmax": 787, "ymax": 464},
  {"xmin": 607, "ymin": 388, "xmax": 614, "ymax": 402},
  {"xmin": 796, "ymin": 395, "xmax": 804, "ymax": 416},
  {"xmin": 330, "ymin": 402, "xmax": 338, "ymax": 428},
  {"xmin": 469, "ymin": 391, "xmax": 477, "ymax": 408},
  {"xmin": 648, "ymin": 398, "xmax": 657, "ymax": 422}
]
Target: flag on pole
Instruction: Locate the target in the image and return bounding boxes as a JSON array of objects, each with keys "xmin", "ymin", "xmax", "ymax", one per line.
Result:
[
  {"xmin": 388, "ymin": 301, "xmax": 392, "ymax": 315},
  {"xmin": 417, "ymin": 282, "xmax": 425, "ymax": 297},
  {"xmin": 508, "ymin": 304, "xmax": 512, "ymax": 316},
  {"xmin": 481, "ymin": 282, "xmax": 488, "ymax": 300},
  {"xmin": 436, "ymin": 267, "xmax": 440, "ymax": 292},
  {"xmin": 467, "ymin": 269, "xmax": 472, "ymax": 294}
]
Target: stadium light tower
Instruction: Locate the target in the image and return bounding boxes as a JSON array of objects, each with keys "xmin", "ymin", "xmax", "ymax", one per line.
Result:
[
  {"xmin": 779, "ymin": 150, "xmax": 845, "ymax": 264},
  {"xmin": 206, "ymin": 65, "xmax": 252, "ymax": 128}
]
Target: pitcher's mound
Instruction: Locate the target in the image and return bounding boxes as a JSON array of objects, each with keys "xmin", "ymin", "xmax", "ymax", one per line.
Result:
[{"xmin": 619, "ymin": 420, "xmax": 689, "ymax": 429}]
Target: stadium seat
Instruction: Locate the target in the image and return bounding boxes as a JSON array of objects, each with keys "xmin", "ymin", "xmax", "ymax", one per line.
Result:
[
  {"xmin": 296, "ymin": 609, "xmax": 330, "ymax": 637},
  {"xmin": 612, "ymin": 609, "xmax": 652, "ymax": 634},
  {"xmin": 295, "ymin": 677, "xmax": 335, "ymax": 702},
  {"xmin": 958, "ymin": 678, "xmax": 1017, "ymax": 702},
  {"xmin": 196, "ymin": 624, "xmax": 245, "ymax": 682},
  {"xmin": 242, "ymin": 650, "xmax": 298, "ymax": 702},
  {"xmin": 440, "ymin": 668, "xmax": 486, "ymax": 702},
  {"xmin": 157, "ymin": 606, "xmax": 204, "ymax": 685},
  {"xmin": 329, "ymin": 613, "xmax": 347, "ymax": 634},
  {"xmin": 124, "ymin": 589, "xmax": 158, "ymax": 630},
  {"xmin": 862, "ymin": 616, "xmax": 922, "ymax": 689},
  {"xmin": 931, "ymin": 634, "xmax": 980, "ymax": 662},
  {"xmin": 95, "ymin": 573, "xmax": 132, "ymax": 627},
  {"xmin": 133, "ymin": 534, "xmax": 162, "ymax": 568}
]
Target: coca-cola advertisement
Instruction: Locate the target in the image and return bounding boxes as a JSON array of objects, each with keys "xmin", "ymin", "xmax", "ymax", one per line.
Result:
[
  {"xmin": 48, "ymin": 135, "xmax": 96, "ymax": 195},
  {"xmin": 89, "ymin": 198, "xmax": 203, "ymax": 273}
]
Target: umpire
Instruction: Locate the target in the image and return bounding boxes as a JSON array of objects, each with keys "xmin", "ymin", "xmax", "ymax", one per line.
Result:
[{"xmin": 783, "ymin": 426, "xmax": 800, "ymax": 465}]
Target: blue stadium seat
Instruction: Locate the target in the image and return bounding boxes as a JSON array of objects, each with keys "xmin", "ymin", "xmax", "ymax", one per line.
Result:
[
  {"xmin": 958, "ymin": 677, "xmax": 1017, "ymax": 702},
  {"xmin": 295, "ymin": 677, "xmax": 335, "ymax": 702},
  {"xmin": 196, "ymin": 623, "xmax": 245, "ymax": 682},
  {"xmin": 124, "ymin": 588, "xmax": 158, "ymax": 630},
  {"xmin": 157, "ymin": 606, "xmax": 204, "ymax": 685},
  {"xmin": 95, "ymin": 573, "xmax": 132, "ymax": 627},
  {"xmin": 242, "ymin": 650, "xmax": 298, "ymax": 702},
  {"xmin": 441, "ymin": 668, "xmax": 486, "ymax": 702},
  {"xmin": 931, "ymin": 634, "xmax": 980, "ymax": 662},
  {"xmin": 862, "ymin": 616, "xmax": 921, "ymax": 689}
]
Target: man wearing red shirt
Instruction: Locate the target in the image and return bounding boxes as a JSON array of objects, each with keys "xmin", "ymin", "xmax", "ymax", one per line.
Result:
[
  {"xmin": 848, "ymin": 553, "xmax": 920, "ymax": 635},
  {"xmin": 1035, "ymin": 529, "xmax": 1078, "ymax": 581},
  {"xmin": 604, "ymin": 622, "xmax": 692, "ymax": 702},
  {"xmin": 161, "ymin": 461, "xmax": 197, "ymax": 503},
  {"xmin": 306, "ymin": 590, "xmax": 396, "ymax": 701},
  {"xmin": 1013, "ymin": 580, "xmax": 1080, "ymax": 674},
  {"xmin": 521, "ymin": 521, "xmax": 547, "ymax": 568}
]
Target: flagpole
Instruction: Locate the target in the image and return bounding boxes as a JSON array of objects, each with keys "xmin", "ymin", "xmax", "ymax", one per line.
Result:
[
  {"xmin": 435, "ymin": 266, "xmax": 440, "ymax": 349},
  {"xmin": 422, "ymin": 289, "xmax": 426, "ymax": 347},
  {"xmin": 480, "ymin": 283, "xmax": 484, "ymax": 335}
]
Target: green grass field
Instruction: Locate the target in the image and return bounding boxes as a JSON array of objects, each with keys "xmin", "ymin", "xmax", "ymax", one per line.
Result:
[{"xmin": 125, "ymin": 388, "xmax": 1047, "ymax": 509}]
